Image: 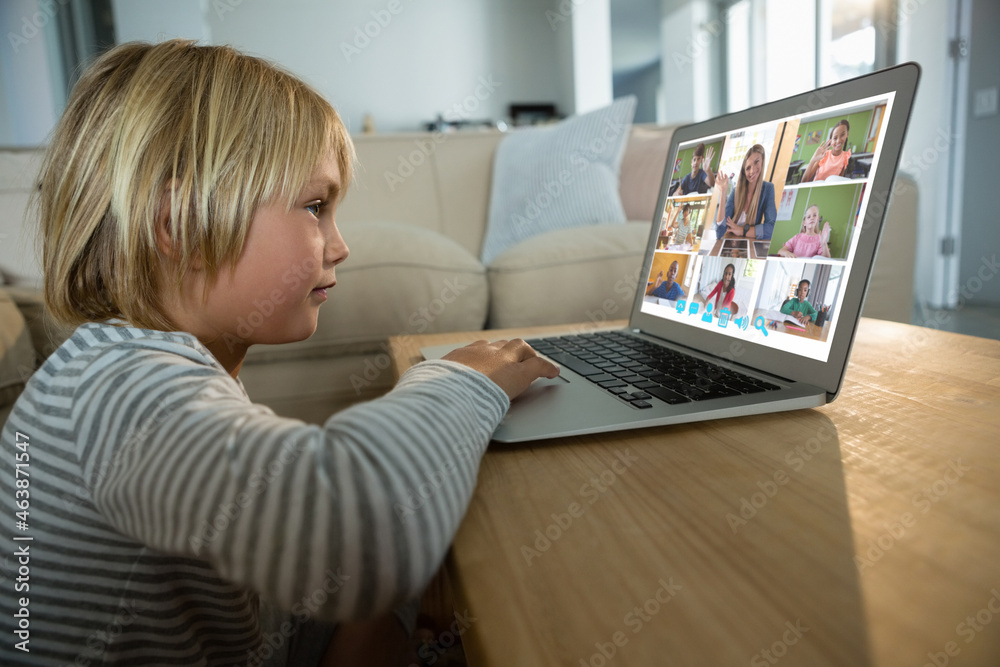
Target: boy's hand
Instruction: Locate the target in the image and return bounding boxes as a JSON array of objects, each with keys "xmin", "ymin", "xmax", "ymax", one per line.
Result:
[{"xmin": 442, "ymin": 339, "xmax": 560, "ymax": 400}]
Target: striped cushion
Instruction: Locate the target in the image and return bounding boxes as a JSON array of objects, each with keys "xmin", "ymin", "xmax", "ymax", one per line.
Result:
[{"xmin": 480, "ymin": 96, "xmax": 637, "ymax": 266}]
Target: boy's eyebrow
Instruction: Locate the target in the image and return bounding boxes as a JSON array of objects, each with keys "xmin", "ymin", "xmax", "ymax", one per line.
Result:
[{"xmin": 303, "ymin": 177, "xmax": 341, "ymax": 201}]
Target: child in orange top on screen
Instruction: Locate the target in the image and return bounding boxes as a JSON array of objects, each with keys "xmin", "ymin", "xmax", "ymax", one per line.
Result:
[{"xmin": 802, "ymin": 119, "xmax": 852, "ymax": 182}]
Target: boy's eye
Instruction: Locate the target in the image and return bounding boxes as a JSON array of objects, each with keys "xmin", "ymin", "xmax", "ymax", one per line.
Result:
[{"xmin": 305, "ymin": 202, "xmax": 323, "ymax": 217}]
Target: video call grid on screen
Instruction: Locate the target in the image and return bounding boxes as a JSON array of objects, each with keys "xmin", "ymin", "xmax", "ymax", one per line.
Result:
[{"xmin": 640, "ymin": 92, "xmax": 896, "ymax": 363}]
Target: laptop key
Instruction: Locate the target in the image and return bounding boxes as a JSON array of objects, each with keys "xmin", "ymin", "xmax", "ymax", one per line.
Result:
[
  {"xmin": 598, "ymin": 380, "xmax": 627, "ymax": 389},
  {"xmin": 630, "ymin": 400, "xmax": 653, "ymax": 409},
  {"xmin": 545, "ymin": 352, "xmax": 606, "ymax": 377},
  {"xmin": 696, "ymin": 386, "xmax": 742, "ymax": 400},
  {"xmin": 646, "ymin": 386, "xmax": 691, "ymax": 405}
]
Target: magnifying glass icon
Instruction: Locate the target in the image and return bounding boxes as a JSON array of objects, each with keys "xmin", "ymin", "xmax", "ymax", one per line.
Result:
[{"xmin": 754, "ymin": 315, "xmax": 769, "ymax": 337}]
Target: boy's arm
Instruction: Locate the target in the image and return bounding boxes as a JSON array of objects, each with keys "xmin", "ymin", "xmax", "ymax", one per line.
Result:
[
  {"xmin": 83, "ymin": 348, "xmax": 508, "ymax": 625},
  {"xmin": 805, "ymin": 302, "xmax": 819, "ymax": 322}
]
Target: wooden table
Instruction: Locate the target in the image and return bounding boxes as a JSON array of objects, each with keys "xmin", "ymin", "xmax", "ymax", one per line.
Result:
[{"xmin": 390, "ymin": 319, "xmax": 1000, "ymax": 667}]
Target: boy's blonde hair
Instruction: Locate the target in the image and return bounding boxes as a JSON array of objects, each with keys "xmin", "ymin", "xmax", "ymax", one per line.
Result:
[{"xmin": 34, "ymin": 39, "xmax": 354, "ymax": 330}]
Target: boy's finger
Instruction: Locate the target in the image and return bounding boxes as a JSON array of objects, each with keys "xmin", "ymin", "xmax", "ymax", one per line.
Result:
[{"xmin": 524, "ymin": 356, "xmax": 560, "ymax": 378}]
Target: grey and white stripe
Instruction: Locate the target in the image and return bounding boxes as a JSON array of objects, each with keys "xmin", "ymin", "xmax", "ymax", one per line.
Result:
[{"xmin": 1, "ymin": 321, "xmax": 507, "ymax": 665}]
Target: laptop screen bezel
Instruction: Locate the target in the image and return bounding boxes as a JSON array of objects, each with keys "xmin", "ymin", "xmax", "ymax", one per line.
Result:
[{"xmin": 627, "ymin": 62, "xmax": 921, "ymax": 399}]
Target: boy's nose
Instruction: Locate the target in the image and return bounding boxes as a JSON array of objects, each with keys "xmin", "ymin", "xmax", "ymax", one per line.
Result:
[{"xmin": 326, "ymin": 223, "xmax": 349, "ymax": 267}]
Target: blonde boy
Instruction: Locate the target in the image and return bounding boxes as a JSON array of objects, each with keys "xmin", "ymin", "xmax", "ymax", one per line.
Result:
[{"xmin": 0, "ymin": 40, "xmax": 555, "ymax": 665}]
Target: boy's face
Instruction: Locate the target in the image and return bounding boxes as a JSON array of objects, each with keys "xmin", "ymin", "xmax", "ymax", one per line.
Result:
[
  {"xmin": 196, "ymin": 151, "xmax": 349, "ymax": 348},
  {"xmin": 691, "ymin": 154, "xmax": 703, "ymax": 174}
]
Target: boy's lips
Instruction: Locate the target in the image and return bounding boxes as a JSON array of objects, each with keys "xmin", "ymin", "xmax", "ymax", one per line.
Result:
[{"xmin": 311, "ymin": 280, "xmax": 336, "ymax": 298}]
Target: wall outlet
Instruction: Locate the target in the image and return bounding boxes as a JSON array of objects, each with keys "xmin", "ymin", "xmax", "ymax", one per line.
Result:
[{"xmin": 972, "ymin": 87, "xmax": 998, "ymax": 118}]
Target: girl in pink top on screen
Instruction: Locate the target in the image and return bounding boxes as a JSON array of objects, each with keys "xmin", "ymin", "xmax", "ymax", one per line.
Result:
[
  {"xmin": 777, "ymin": 205, "xmax": 832, "ymax": 258},
  {"xmin": 705, "ymin": 263, "xmax": 737, "ymax": 315},
  {"xmin": 802, "ymin": 120, "xmax": 851, "ymax": 182}
]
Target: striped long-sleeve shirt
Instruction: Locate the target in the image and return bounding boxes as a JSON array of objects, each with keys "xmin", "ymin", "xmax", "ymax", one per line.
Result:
[{"xmin": 0, "ymin": 321, "xmax": 508, "ymax": 665}]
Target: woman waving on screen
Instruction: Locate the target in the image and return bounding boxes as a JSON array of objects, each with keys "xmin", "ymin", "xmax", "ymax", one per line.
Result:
[{"xmin": 714, "ymin": 144, "xmax": 777, "ymax": 241}]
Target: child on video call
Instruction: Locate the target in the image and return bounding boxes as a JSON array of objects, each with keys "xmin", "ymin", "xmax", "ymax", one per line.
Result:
[
  {"xmin": 713, "ymin": 144, "xmax": 777, "ymax": 241},
  {"xmin": 670, "ymin": 142, "xmax": 716, "ymax": 196},
  {"xmin": 0, "ymin": 41, "xmax": 558, "ymax": 666},
  {"xmin": 777, "ymin": 204, "xmax": 833, "ymax": 258},
  {"xmin": 705, "ymin": 263, "xmax": 738, "ymax": 315},
  {"xmin": 667, "ymin": 204, "xmax": 695, "ymax": 246},
  {"xmin": 647, "ymin": 261, "xmax": 686, "ymax": 301},
  {"xmin": 802, "ymin": 119, "xmax": 852, "ymax": 182}
]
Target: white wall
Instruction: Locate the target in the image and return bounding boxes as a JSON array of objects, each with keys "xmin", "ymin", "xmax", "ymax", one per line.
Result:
[
  {"xmin": 111, "ymin": 0, "xmax": 584, "ymax": 133},
  {"xmin": 659, "ymin": 0, "xmax": 715, "ymax": 124},
  {"xmin": 896, "ymin": 0, "xmax": 954, "ymax": 308},
  {"xmin": 0, "ymin": 0, "xmax": 63, "ymax": 146},
  {"xmin": 111, "ymin": 0, "xmax": 209, "ymax": 43},
  {"xmin": 568, "ymin": 0, "xmax": 613, "ymax": 114}
]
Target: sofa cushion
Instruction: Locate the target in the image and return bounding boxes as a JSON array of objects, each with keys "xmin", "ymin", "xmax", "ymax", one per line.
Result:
[
  {"xmin": 479, "ymin": 96, "xmax": 638, "ymax": 266},
  {"xmin": 487, "ymin": 222, "xmax": 653, "ymax": 329},
  {"xmin": 245, "ymin": 221, "xmax": 488, "ymax": 364},
  {"xmin": 0, "ymin": 287, "xmax": 37, "ymax": 411}
]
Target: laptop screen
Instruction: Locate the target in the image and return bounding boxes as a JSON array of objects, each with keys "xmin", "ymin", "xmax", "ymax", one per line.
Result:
[{"xmin": 638, "ymin": 92, "xmax": 896, "ymax": 363}]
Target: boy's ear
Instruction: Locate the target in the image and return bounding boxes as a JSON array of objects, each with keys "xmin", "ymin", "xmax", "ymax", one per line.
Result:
[{"xmin": 155, "ymin": 182, "xmax": 203, "ymax": 269}]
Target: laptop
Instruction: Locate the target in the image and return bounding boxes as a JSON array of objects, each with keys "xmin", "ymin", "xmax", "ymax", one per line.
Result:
[{"xmin": 422, "ymin": 63, "xmax": 920, "ymax": 443}]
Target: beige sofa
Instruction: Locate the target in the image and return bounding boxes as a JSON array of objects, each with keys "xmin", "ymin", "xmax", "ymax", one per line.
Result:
[{"xmin": 0, "ymin": 127, "xmax": 917, "ymax": 426}]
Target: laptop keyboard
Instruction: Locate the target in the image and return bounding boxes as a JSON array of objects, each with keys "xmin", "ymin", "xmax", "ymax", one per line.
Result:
[{"xmin": 526, "ymin": 331, "xmax": 780, "ymax": 409}]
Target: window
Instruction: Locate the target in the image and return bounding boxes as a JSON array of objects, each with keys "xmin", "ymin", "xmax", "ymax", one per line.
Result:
[{"xmin": 722, "ymin": 0, "xmax": 894, "ymax": 114}]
